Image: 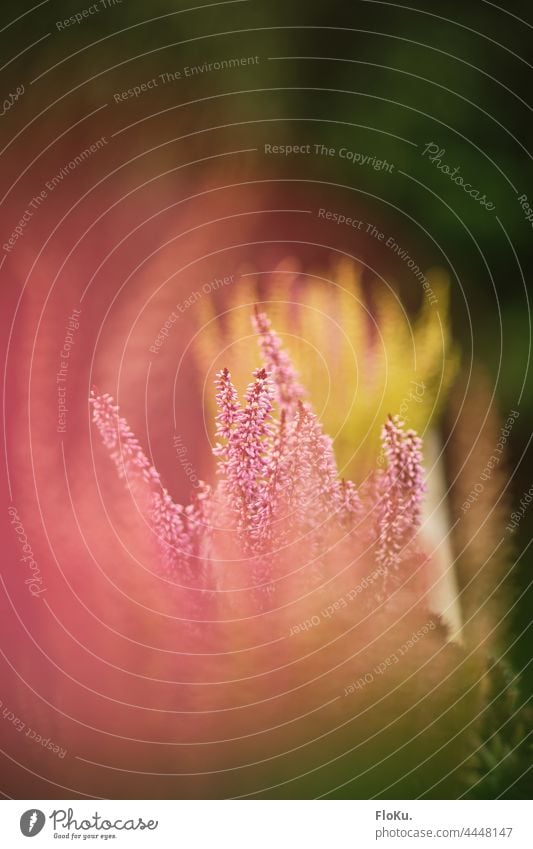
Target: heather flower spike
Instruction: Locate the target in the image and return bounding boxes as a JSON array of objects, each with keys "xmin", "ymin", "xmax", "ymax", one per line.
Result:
[
  {"xmin": 213, "ymin": 367, "xmax": 240, "ymax": 467},
  {"xmin": 340, "ymin": 478, "xmax": 363, "ymax": 523},
  {"xmin": 89, "ymin": 391, "xmax": 199, "ymax": 574},
  {"xmin": 90, "ymin": 391, "xmax": 160, "ymax": 487},
  {"xmin": 284, "ymin": 401, "xmax": 342, "ymax": 532},
  {"xmin": 375, "ymin": 414, "xmax": 426, "ymax": 575},
  {"xmin": 90, "ymin": 314, "xmax": 427, "ymax": 600},
  {"xmin": 252, "ymin": 306, "xmax": 305, "ymax": 413},
  {"xmin": 219, "ymin": 366, "xmax": 275, "ymax": 548}
]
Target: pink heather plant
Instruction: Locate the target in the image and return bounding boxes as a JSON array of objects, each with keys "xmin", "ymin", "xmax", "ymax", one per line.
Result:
[
  {"xmin": 90, "ymin": 310, "xmax": 427, "ymax": 598},
  {"xmin": 88, "ymin": 309, "xmax": 494, "ymax": 799}
]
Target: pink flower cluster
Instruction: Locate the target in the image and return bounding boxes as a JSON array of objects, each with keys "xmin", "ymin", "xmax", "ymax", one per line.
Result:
[{"xmin": 90, "ymin": 311, "xmax": 427, "ymax": 596}]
